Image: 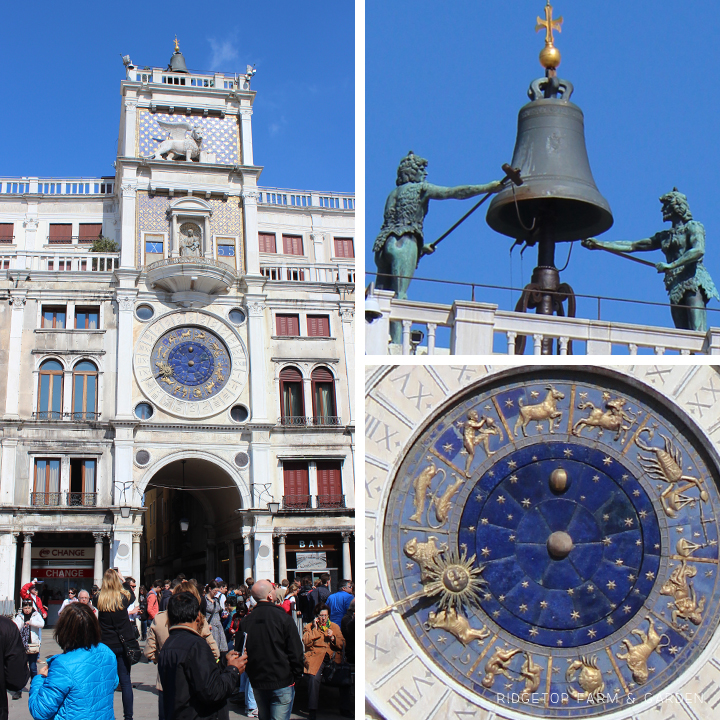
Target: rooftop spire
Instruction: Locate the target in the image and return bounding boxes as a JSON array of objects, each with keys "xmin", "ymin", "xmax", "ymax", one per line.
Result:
[
  {"xmin": 168, "ymin": 36, "xmax": 188, "ymax": 73},
  {"xmin": 535, "ymin": 1, "xmax": 563, "ymax": 71}
]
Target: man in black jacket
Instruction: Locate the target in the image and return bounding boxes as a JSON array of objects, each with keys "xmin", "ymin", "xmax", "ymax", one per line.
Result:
[
  {"xmin": 159, "ymin": 592, "xmax": 247, "ymax": 720},
  {"xmin": 0, "ymin": 616, "xmax": 30, "ymax": 720},
  {"xmin": 241, "ymin": 580, "xmax": 304, "ymax": 720}
]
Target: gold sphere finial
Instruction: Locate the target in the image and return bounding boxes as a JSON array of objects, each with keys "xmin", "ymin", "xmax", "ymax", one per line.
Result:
[
  {"xmin": 535, "ymin": 1, "xmax": 563, "ymax": 70},
  {"xmin": 174, "ymin": 35, "xmax": 180, "ymax": 53}
]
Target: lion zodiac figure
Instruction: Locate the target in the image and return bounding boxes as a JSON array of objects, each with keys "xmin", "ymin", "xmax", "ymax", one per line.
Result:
[
  {"xmin": 147, "ymin": 120, "xmax": 203, "ymax": 161},
  {"xmin": 403, "ymin": 536, "xmax": 447, "ymax": 582},
  {"xmin": 615, "ymin": 616, "xmax": 669, "ymax": 685}
]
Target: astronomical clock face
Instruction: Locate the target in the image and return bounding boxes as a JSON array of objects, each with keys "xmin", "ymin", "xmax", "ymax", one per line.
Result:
[
  {"xmin": 134, "ymin": 310, "xmax": 248, "ymax": 419},
  {"xmin": 365, "ymin": 366, "xmax": 720, "ymax": 720}
]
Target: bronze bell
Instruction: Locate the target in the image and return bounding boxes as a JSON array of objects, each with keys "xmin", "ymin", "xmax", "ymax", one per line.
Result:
[{"xmin": 486, "ymin": 78, "xmax": 613, "ymax": 243}]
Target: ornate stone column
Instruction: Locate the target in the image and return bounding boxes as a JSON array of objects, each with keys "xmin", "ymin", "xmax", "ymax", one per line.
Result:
[
  {"xmin": 93, "ymin": 533, "xmax": 105, "ymax": 587},
  {"xmin": 20, "ymin": 532, "xmax": 34, "ymax": 587},
  {"xmin": 245, "ymin": 298, "xmax": 268, "ymax": 422},
  {"xmin": 242, "ymin": 190, "xmax": 260, "ymax": 275},
  {"xmin": 339, "ymin": 308, "xmax": 354, "ymax": 422},
  {"xmin": 4, "ymin": 292, "xmax": 27, "ymax": 420},
  {"xmin": 132, "ymin": 531, "xmax": 142, "ymax": 584},
  {"xmin": 341, "ymin": 531, "xmax": 353, "ymax": 582},
  {"xmin": 243, "ymin": 533, "xmax": 253, "ymax": 581},
  {"xmin": 119, "ymin": 182, "xmax": 137, "ymax": 268},
  {"xmin": 115, "ymin": 294, "xmax": 137, "ymax": 418},
  {"xmin": 277, "ymin": 534, "xmax": 287, "ymax": 583},
  {"xmin": 239, "ymin": 107, "xmax": 254, "ymax": 166}
]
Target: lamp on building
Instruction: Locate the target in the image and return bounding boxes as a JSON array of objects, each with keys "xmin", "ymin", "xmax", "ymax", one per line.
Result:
[
  {"xmin": 365, "ymin": 283, "xmax": 382, "ymax": 322},
  {"xmin": 179, "ymin": 518, "xmax": 190, "ymax": 533},
  {"xmin": 120, "ymin": 506, "xmax": 131, "ymax": 519},
  {"xmin": 267, "ymin": 501, "xmax": 280, "ymax": 514},
  {"xmin": 410, "ymin": 329, "xmax": 425, "ymax": 355}
]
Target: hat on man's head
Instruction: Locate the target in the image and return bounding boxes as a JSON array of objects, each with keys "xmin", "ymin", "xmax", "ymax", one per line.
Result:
[
  {"xmin": 215, "ymin": 577, "xmax": 223, "ymax": 583},
  {"xmin": 31, "ymin": 578, "xmax": 43, "ymax": 584}
]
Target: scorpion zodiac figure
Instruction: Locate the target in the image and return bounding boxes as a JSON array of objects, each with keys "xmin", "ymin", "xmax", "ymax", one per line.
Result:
[{"xmin": 635, "ymin": 427, "xmax": 709, "ymax": 517}]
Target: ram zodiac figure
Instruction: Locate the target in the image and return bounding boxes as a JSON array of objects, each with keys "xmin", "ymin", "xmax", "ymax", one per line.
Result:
[{"xmin": 147, "ymin": 120, "xmax": 203, "ymax": 161}]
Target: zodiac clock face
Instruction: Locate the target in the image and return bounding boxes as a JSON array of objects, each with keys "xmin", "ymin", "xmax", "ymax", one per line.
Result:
[
  {"xmin": 134, "ymin": 310, "xmax": 248, "ymax": 419},
  {"xmin": 365, "ymin": 366, "xmax": 720, "ymax": 720}
]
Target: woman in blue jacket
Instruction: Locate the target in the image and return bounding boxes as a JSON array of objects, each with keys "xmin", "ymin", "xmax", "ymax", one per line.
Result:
[{"xmin": 29, "ymin": 602, "xmax": 117, "ymax": 720}]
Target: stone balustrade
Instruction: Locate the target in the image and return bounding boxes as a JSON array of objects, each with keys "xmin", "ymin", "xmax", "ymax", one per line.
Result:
[{"xmin": 0, "ymin": 250, "xmax": 119, "ymax": 273}]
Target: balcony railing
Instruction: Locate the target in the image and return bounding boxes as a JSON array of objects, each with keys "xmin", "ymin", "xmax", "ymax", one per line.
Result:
[
  {"xmin": 278, "ymin": 416, "xmax": 342, "ymax": 427},
  {"xmin": 283, "ymin": 495, "xmax": 312, "ymax": 510},
  {"xmin": 32, "ymin": 412, "xmax": 99, "ymax": 422},
  {"xmin": 0, "ymin": 251, "xmax": 119, "ymax": 273},
  {"xmin": 67, "ymin": 492, "xmax": 98, "ymax": 507},
  {"xmin": 260, "ymin": 262, "xmax": 355, "ymax": 284},
  {"xmin": 257, "ymin": 187, "xmax": 354, "ymax": 211},
  {"xmin": 316, "ymin": 494, "xmax": 345, "ymax": 509},
  {"xmin": 31, "ymin": 493, "xmax": 61, "ymax": 506},
  {"xmin": 0, "ymin": 178, "xmax": 114, "ymax": 195}
]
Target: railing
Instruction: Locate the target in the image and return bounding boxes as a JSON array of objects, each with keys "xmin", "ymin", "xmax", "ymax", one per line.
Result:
[
  {"xmin": 260, "ymin": 262, "xmax": 354, "ymax": 284},
  {"xmin": 67, "ymin": 493, "xmax": 98, "ymax": 507},
  {"xmin": 0, "ymin": 178, "xmax": 114, "ymax": 195},
  {"xmin": 283, "ymin": 495, "xmax": 312, "ymax": 510},
  {"xmin": 33, "ymin": 412, "xmax": 99, "ymax": 421},
  {"xmin": 258, "ymin": 187, "xmax": 354, "ymax": 211},
  {"xmin": 31, "ymin": 493, "xmax": 62, "ymax": 506},
  {"xmin": 316, "ymin": 494, "xmax": 345, "ymax": 509},
  {"xmin": 366, "ymin": 289, "xmax": 720, "ymax": 356},
  {"xmin": 278, "ymin": 416, "xmax": 342, "ymax": 427},
  {"xmin": 0, "ymin": 251, "xmax": 119, "ymax": 273}
]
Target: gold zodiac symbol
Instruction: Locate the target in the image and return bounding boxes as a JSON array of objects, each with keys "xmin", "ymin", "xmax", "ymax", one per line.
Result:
[
  {"xmin": 403, "ymin": 536, "xmax": 448, "ymax": 583},
  {"xmin": 566, "ymin": 656, "xmax": 605, "ymax": 702},
  {"xmin": 459, "ymin": 410, "xmax": 503, "ymax": 476},
  {"xmin": 572, "ymin": 395, "xmax": 637, "ymax": 443},
  {"xmin": 428, "ymin": 474, "xmax": 464, "ymax": 528},
  {"xmin": 425, "ymin": 607, "xmax": 490, "ymax": 646},
  {"xmin": 481, "ymin": 647, "xmax": 522, "ymax": 689},
  {"xmin": 519, "ymin": 653, "xmax": 543, "ymax": 702},
  {"xmin": 409, "ymin": 459, "xmax": 444, "ymax": 523},
  {"xmin": 616, "ymin": 616, "xmax": 669, "ymax": 685},
  {"xmin": 660, "ymin": 560, "xmax": 705, "ymax": 628},
  {"xmin": 514, "ymin": 385, "xmax": 565, "ymax": 437}
]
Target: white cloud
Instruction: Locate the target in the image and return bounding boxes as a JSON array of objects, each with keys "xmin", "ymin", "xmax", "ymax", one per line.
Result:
[{"xmin": 208, "ymin": 37, "xmax": 240, "ymax": 71}]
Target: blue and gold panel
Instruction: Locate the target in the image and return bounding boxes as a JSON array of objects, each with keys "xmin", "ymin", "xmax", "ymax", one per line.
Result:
[
  {"xmin": 137, "ymin": 110, "xmax": 240, "ymax": 165},
  {"xmin": 149, "ymin": 326, "xmax": 231, "ymax": 402},
  {"xmin": 380, "ymin": 371, "xmax": 720, "ymax": 717}
]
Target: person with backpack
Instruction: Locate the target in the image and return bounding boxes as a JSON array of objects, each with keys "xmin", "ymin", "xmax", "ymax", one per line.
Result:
[{"xmin": 147, "ymin": 579, "xmax": 162, "ymax": 625}]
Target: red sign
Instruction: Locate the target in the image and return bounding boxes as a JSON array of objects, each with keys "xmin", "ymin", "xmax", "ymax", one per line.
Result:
[{"xmin": 32, "ymin": 568, "xmax": 94, "ymax": 579}]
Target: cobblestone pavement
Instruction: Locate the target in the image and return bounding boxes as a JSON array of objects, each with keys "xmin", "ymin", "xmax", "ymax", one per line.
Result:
[{"xmin": 9, "ymin": 637, "xmax": 354, "ymax": 719}]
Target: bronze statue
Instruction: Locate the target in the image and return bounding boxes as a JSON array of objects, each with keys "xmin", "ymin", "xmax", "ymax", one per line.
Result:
[
  {"xmin": 374, "ymin": 151, "xmax": 503, "ymax": 343},
  {"xmin": 583, "ymin": 189, "xmax": 718, "ymax": 331}
]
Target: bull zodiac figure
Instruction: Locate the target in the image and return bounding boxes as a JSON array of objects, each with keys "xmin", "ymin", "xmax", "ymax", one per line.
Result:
[
  {"xmin": 635, "ymin": 427, "xmax": 709, "ymax": 518},
  {"xmin": 425, "ymin": 607, "xmax": 490, "ymax": 646},
  {"xmin": 514, "ymin": 385, "xmax": 565, "ymax": 437},
  {"xmin": 616, "ymin": 616, "xmax": 669, "ymax": 685},
  {"xmin": 147, "ymin": 120, "xmax": 203, "ymax": 161},
  {"xmin": 459, "ymin": 410, "xmax": 503, "ymax": 476},
  {"xmin": 403, "ymin": 536, "xmax": 447, "ymax": 582},
  {"xmin": 409, "ymin": 459, "xmax": 444, "ymax": 523},
  {"xmin": 566, "ymin": 656, "xmax": 605, "ymax": 702},
  {"xmin": 660, "ymin": 560, "xmax": 706, "ymax": 628},
  {"xmin": 572, "ymin": 396, "xmax": 637, "ymax": 443}
]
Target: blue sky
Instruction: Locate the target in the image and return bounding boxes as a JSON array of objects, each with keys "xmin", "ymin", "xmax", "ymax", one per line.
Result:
[
  {"xmin": 365, "ymin": 0, "xmax": 720, "ymax": 335},
  {"xmin": 0, "ymin": 1, "xmax": 354, "ymax": 193}
]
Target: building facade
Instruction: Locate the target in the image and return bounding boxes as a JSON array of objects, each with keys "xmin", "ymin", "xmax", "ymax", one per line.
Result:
[{"xmin": 0, "ymin": 45, "xmax": 355, "ymax": 615}]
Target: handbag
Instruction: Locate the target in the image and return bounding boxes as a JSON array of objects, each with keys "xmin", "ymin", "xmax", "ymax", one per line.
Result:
[
  {"xmin": 27, "ymin": 643, "xmax": 40, "ymax": 654},
  {"xmin": 321, "ymin": 648, "xmax": 352, "ymax": 687},
  {"xmin": 109, "ymin": 611, "xmax": 142, "ymax": 665}
]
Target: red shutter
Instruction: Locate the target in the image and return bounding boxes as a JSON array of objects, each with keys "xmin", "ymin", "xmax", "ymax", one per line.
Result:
[
  {"xmin": 316, "ymin": 461, "xmax": 342, "ymax": 496},
  {"xmin": 279, "ymin": 366, "xmax": 303, "ymax": 382},
  {"xmin": 283, "ymin": 462, "xmax": 309, "ymax": 504},
  {"xmin": 334, "ymin": 237, "xmax": 354, "ymax": 258},
  {"xmin": 311, "ymin": 367, "xmax": 334, "ymax": 382},
  {"xmin": 276, "ymin": 314, "xmax": 300, "ymax": 336},
  {"xmin": 259, "ymin": 233, "xmax": 277, "ymax": 253},
  {"xmin": 0, "ymin": 223, "xmax": 13, "ymax": 242},
  {"xmin": 49, "ymin": 224, "xmax": 73, "ymax": 244},
  {"xmin": 307, "ymin": 315, "xmax": 330, "ymax": 337},
  {"xmin": 78, "ymin": 223, "xmax": 103, "ymax": 243},
  {"xmin": 282, "ymin": 235, "xmax": 303, "ymax": 256}
]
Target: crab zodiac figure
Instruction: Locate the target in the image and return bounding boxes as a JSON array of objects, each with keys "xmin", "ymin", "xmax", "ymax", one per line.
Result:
[{"xmin": 147, "ymin": 120, "xmax": 203, "ymax": 161}]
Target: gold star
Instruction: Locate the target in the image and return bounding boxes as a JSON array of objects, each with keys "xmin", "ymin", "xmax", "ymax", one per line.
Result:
[
  {"xmin": 557, "ymin": 640, "xmax": 564, "ymax": 647},
  {"xmin": 603, "ymin": 457, "xmax": 612, "ymax": 465},
  {"xmin": 540, "ymin": 600, "xmax": 548, "ymax": 609},
  {"xmin": 535, "ymin": 423, "xmax": 544, "ymax": 433},
  {"xmin": 607, "ymin": 581, "xmax": 616, "ymax": 590},
  {"xmin": 567, "ymin": 588, "xmax": 574, "ymax": 595},
  {"xmin": 710, "ymin": 540, "xmax": 718, "ymax": 547},
  {"xmin": 607, "ymin": 618, "xmax": 614, "ymax": 625},
  {"xmin": 571, "ymin": 610, "xmax": 580, "ymax": 620},
  {"xmin": 633, "ymin": 489, "xmax": 641, "ymax": 497},
  {"xmin": 668, "ymin": 646, "xmax": 679, "ymax": 656},
  {"xmin": 509, "ymin": 534, "xmax": 516, "ymax": 541},
  {"xmin": 624, "ymin": 518, "xmax": 634, "ymax": 527},
  {"xmin": 602, "ymin": 392, "xmax": 611, "ymax": 401},
  {"xmin": 654, "ymin": 543, "xmax": 660, "ymax": 550},
  {"xmin": 476, "ymin": 492, "xmax": 484, "ymax": 501},
  {"xmin": 579, "ymin": 392, "xmax": 588, "ymax": 399},
  {"xmin": 498, "ymin": 594, "xmax": 505, "ymax": 602},
  {"xmin": 505, "ymin": 399, "xmax": 514, "ymax": 407},
  {"xmin": 519, "ymin": 604, "xmax": 528, "ymax": 613},
  {"xmin": 580, "ymin": 495, "xmax": 586, "ymax": 500},
  {"xmin": 481, "ymin": 547, "xmax": 491, "ymax": 557},
  {"xmin": 468, "ymin": 526, "xmax": 476, "ymax": 532},
  {"xmin": 615, "ymin": 559, "xmax": 624, "ymax": 566},
  {"xmin": 521, "ymin": 581, "xmax": 529, "ymax": 588},
  {"xmin": 508, "ymin": 460, "xmax": 517, "ymax": 469},
  {"xmin": 602, "ymin": 514, "xmax": 610, "ymax": 521},
  {"xmin": 443, "ymin": 443, "xmax": 454, "ymax": 452},
  {"xmin": 507, "ymin": 514, "xmax": 513, "ymax": 520},
  {"xmin": 493, "ymin": 610, "xmax": 500, "ymax": 617},
  {"xmin": 483, "ymin": 592, "xmax": 492, "ymax": 600},
  {"xmin": 481, "ymin": 518, "xmax": 489, "ymax": 525},
  {"xmin": 676, "ymin": 527, "xmax": 685, "ymax": 534},
  {"xmin": 563, "ymin": 449, "xmax": 573, "ymax": 458},
  {"xmin": 646, "ymin": 571, "xmax": 655, "ymax": 580},
  {"xmin": 521, "ymin": 498, "xmax": 531, "ymax": 508},
  {"xmin": 532, "ymin": 456, "xmax": 538, "ymax": 461},
  {"xmin": 623, "ymin": 605, "xmax": 632, "ymax": 614},
  {"xmin": 593, "ymin": 475, "xmax": 600, "ymax": 483},
  {"xmin": 406, "ymin": 563, "xmax": 414, "ymax": 569},
  {"xmin": 621, "ymin": 474, "xmax": 629, "ymax": 481},
  {"xmin": 588, "ymin": 629, "xmax": 597, "ymax": 638},
  {"xmin": 636, "ymin": 539, "xmax": 642, "ymax": 546},
  {"xmin": 497, "ymin": 495, "xmax": 506, "ymax": 504},
  {"xmin": 437, "ymin": 635, "xmax": 447, "ymax": 644},
  {"xmin": 530, "ymin": 391, "xmax": 539, "ymax": 398},
  {"xmin": 587, "ymin": 585, "xmax": 595, "ymax": 593},
  {"xmin": 639, "ymin": 510, "xmax": 648, "ymax": 518},
  {"xmin": 602, "ymin": 537, "xmax": 612, "ymax": 546},
  {"xmin": 529, "ymin": 627, "xmax": 539, "ymax": 637}
]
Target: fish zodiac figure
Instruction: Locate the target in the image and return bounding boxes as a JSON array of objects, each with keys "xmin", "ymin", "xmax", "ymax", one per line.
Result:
[
  {"xmin": 425, "ymin": 608, "xmax": 490, "ymax": 646},
  {"xmin": 566, "ymin": 656, "xmax": 605, "ymax": 702},
  {"xmin": 460, "ymin": 410, "xmax": 503, "ymax": 476},
  {"xmin": 660, "ymin": 560, "xmax": 706, "ymax": 627},
  {"xmin": 409, "ymin": 459, "xmax": 445, "ymax": 523},
  {"xmin": 635, "ymin": 428, "xmax": 709, "ymax": 517},
  {"xmin": 514, "ymin": 385, "xmax": 565, "ymax": 437},
  {"xmin": 616, "ymin": 616, "xmax": 669, "ymax": 684},
  {"xmin": 481, "ymin": 647, "xmax": 522, "ymax": 688},
  {"xmin": 428, "ymin": 474, "xmax": 464, "ymax": 527},
  {"xmin": 572, "ymin": 395, "xmax": 637, "ymax": 443},
  {"xmin": 403, "ymin": 536, "xmax": 448, "ymax": 582}
]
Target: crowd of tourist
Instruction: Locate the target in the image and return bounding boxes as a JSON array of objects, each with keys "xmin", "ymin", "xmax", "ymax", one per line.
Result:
[{"xmin": 1, "ymin": 572, "xmax": 355, "ymax": 720}]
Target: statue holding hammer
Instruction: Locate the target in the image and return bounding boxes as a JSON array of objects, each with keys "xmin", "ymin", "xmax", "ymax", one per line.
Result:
[
  {"xmin": 373, "ymin": 151, "xmax": 508, "ymax": 343},
  {"xmin": 583, "ymin": 189, "xmax": 718, "ymax": 332}
]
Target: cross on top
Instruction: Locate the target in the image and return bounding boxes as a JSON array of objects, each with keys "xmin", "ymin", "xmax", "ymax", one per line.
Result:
[{"xmin": 536, "ymin": 1, "xmax": 563, "ymax": 46}]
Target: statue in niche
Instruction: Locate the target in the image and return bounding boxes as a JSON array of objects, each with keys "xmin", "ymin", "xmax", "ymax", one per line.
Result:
[
  {"xmin": 147, "ymin": 120, "xmax": 203, "ymax": 161},
  {"xmin": 179, "ymin": 223, "xmax": 202, "ymax": 257},
  {"xmin": 373, "ymin": 151, "xmax": 504, "ymax": 343}
]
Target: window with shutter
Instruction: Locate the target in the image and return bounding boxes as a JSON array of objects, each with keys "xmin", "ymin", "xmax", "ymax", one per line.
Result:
[
  {"xmin": 283, "ymin": 461, "xmax": 310, "ymax": 508},
  {"xmin": 48, "ymin": 224, "xmax": 73, "ymax": 244},
  {"xmin": 0, "ymin": 223, "xmax": 14, "ymax": 243},
  {"xmin": 279, "ymin": 366, "xmax": 305, "ymax": 424},
  {"xmin": 333, "ymin": 237, "xmax": 354, "ymax": 258},
  {"xmin": 316, "ymin": 461, "xmax": 343, "ymax": 508},
  {"xmin": 78, "ymin": 223, "xmax": 103, "ymax": 243},
  {"xmin": 312, "ymin": 367, "xmax": 337, "ymax": 424},
  {"xmin": 282, "ymin": 234, "xmax": 304, "ymax": 256},
  {"xmin": 307, "ymin": 315, "xmax": 330, "ymax": 337},
  {"xmin": 276, "ymin": 314, "xmax": 300, "ymax": 336},
  {"xmin": 259, "ymin": 233, "xmax": 277, "ymax": 253}
]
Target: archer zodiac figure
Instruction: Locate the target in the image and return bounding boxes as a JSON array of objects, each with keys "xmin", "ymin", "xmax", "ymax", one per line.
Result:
[
  {"xmin": 373, "ymin": 151, "xmax": 504, "ymax": 343},
  {"xmin": 460, "ymin": 410, "xmax": 503, "ymax": 477},
  {"xmin": 583, "ymin": 189, "xmax": 718, "ymax": 331}
]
